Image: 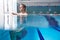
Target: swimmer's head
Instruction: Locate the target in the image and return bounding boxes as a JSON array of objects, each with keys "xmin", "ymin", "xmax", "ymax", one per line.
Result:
[{"xmin": 19, "ymin": 4, "xmax": 26, "ymax": 12}]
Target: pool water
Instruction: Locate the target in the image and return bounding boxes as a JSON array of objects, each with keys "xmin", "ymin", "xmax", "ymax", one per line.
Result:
[{"xmin": 0, "ymin": 15, "xmax": 60, "ymax": 40}]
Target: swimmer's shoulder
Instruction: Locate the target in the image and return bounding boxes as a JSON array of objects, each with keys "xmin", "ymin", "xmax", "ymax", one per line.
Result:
[
  {"xmin": 25, "ymin": 12, "xmax": 28, "ymax": 15},
  {"xmin": 19, "ymin": 12, "xmax": 28, "ymax": 16}
]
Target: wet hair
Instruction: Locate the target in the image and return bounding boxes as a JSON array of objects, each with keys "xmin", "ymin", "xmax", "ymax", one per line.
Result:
[{"xmin": 20, "ymin": 4, "xmax": 26, "ymax": 10}]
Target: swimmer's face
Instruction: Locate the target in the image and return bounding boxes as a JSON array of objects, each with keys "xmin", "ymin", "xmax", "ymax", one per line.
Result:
[{"xmin": 19, "ymin": 4, "xmax": 25, "ymax": 12}]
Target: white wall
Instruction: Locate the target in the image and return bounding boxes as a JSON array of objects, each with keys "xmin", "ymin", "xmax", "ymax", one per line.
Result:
[
  {"xmin": 0, "ymin": 0, "xmax": 17, "ymax": 30},
  {"xmin": 18, "ymin": 0, "xmax": 60, "ymax": 2},
  {"xmin": 4, "ymin": 0, "xmax": 17, "ymax": 30},
  {"xmin": 0, "ymin": 0, "xmax": 4, "ymax": 29},
  {"xmin": 18, "ymin": 0, "xmax": 60, "ymax": 6}
]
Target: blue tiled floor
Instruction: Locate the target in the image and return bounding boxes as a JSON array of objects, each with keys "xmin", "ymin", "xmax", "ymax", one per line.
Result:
[
  {"xmin": 39, "ymin": 27, "xmax": 60, "ymax": 40},
  {"xmin": 0, "ymin": 30, "xmax": 11, "ymax": 40}
]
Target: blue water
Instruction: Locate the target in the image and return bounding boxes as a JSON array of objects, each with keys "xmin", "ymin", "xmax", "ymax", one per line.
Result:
[
  {"xmin": 21, "ymin": 15, "xmax": 60, "ymax": 40},
  {"xmin": 0, "ymin": 15, "xmax": 60, "ymax": 40}
]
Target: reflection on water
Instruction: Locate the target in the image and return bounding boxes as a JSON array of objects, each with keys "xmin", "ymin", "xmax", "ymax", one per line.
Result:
[{"xmin": 0, "ymin": 15, "xmax": 60, "ymax": 40}]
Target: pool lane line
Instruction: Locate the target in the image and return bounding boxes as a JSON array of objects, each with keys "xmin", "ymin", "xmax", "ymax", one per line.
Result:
[{"xmin": 37, "ymin": 28, "xmax": 44, "ymax": 40}]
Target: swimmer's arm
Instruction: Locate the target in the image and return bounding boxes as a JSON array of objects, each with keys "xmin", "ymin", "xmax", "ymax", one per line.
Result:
[{"xmin": 12, "ymin": 13, "xmax": 19, "ymax": 16}]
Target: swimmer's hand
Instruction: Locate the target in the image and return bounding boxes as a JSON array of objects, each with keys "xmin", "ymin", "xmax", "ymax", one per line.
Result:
[
  {"xmin": 12, "ymin": 12, "xmax": 20, "ymax": 16},
  {"xmin": 12, "ymin": 13, "xmax": 17, "ymax": 15}
]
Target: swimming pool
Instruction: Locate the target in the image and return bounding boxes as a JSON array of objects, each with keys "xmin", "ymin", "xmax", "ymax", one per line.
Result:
[
  {"xmin": 21, "ymin": 15, "xmax": 60, "ymax": 40},
  {"xmin": 0, "ymin": 15, "xmax": 60, "ymax": 40}
]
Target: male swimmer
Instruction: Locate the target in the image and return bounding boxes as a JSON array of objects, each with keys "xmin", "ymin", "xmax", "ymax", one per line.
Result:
[
  {"xmin": 10, "ymin": 4, "xmax": 27, "ymax": 40},
  {"xmin": 12, "ymin": 4, "xmax": 28, "ymax": 32}
]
